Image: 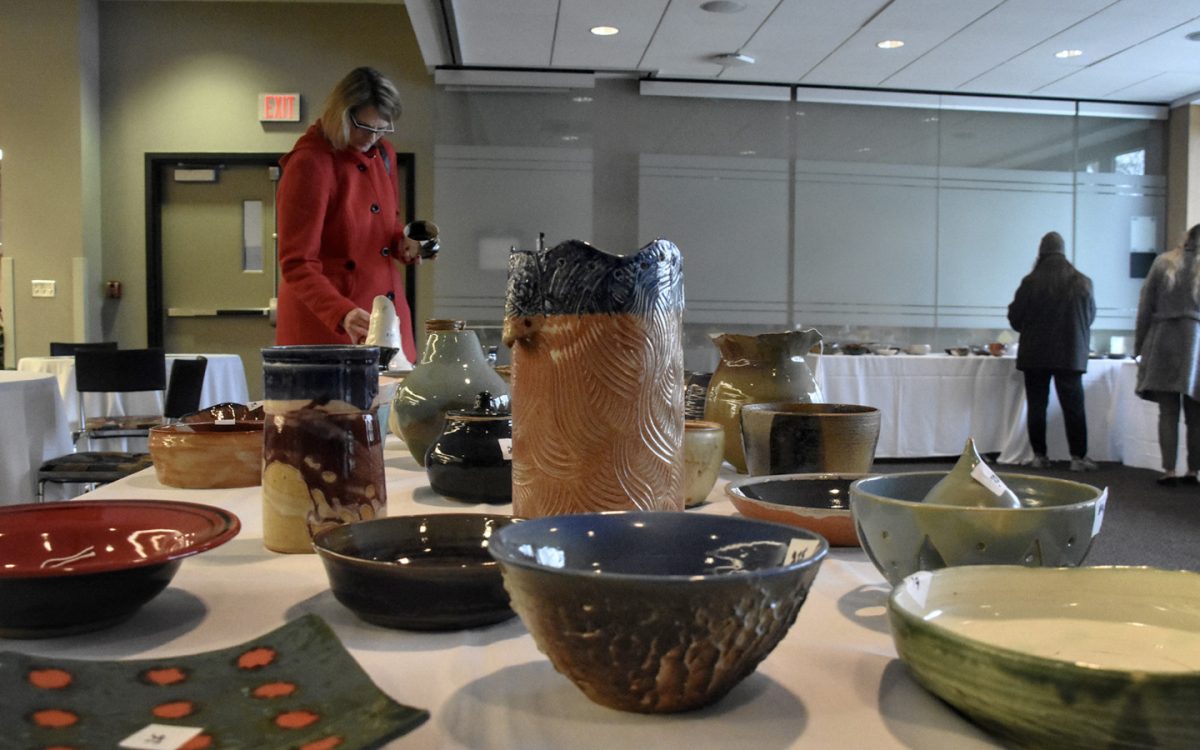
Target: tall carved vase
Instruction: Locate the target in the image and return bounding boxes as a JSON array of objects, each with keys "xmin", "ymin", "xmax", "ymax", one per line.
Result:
[
  {"xmin": 705, "ymin": 329, "xmax": 823, "ymax": 473},
  {"xmin": 502, "ymin": 238, "xmax": 685, "ymax": 517}
]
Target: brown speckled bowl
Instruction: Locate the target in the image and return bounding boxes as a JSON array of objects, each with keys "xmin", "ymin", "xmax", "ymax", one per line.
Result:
[
  {"xmin": 489, "ymin": 512, "xmax": 828, "ymax": 712},
  {"xmin": 149, "ymin": 421, "xmax": 264, "ymax": 489},
  {"xmin": 726, "ymin": 472, "xmax": 868, "ymax": 546}
]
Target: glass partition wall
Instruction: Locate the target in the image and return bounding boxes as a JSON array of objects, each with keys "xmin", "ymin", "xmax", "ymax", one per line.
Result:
[{"xmin": 431, "ymin": 78, "xmax": 1165, "ymax": 371}]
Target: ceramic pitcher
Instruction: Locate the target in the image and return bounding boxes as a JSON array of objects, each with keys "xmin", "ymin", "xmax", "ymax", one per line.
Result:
[
  {"xmin": 502, "ymin": 238, "xmax": 685, "ymax": 517},
  {"xmin": 704, "ymin": 328, "xmax": 823, "ymax": 473}
]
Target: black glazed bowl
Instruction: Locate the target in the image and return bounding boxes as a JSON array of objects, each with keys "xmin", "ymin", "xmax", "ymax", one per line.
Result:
[{"xmin": 313, "ymin": 513, "xmax": 520, "ymax": 631}]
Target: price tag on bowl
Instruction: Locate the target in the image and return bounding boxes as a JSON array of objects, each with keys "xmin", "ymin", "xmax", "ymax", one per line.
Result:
[
  {"xmin": 904, "ymin": 570, "xmax": 933, "ymax": 610},
  {"xmin": 970, "ymin": 460, "xmax": 1010, "ymax": 497}
]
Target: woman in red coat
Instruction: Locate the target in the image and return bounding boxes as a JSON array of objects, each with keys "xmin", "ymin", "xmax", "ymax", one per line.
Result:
[{"xmin": 275, "ymin": 67, "xmax": 420, "ymax": 364}]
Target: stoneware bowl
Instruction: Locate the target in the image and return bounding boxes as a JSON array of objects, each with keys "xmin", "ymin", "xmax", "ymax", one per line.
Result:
[
  {"xmin": 488, "ymin": 511, "xmax": 828, "ymax": 713},
  {"xmin": 149, "ymin": 421, "xmax": 264, "ymax": 489},
  {"xmin": 850, "ymin": 472, "xmax": 1106, "ymax": 585},
  {"xmin": 313, "ymin": 513, "xmax": 520, "ymax": 631},
  {"xmin": 739, "ymin": 402, "xmax": 881, "ymax": 477},
  {"xmin": 889, "ymin": 565, "xmax": 1200, "ymax": 750},
  {"xmin": 0, "ymin": 500, "xmax": 240, "ymax": 638},
  {"xmin": 725, "ymin": 472, "xmax": 869, "ymax": 546},
  {"xmin": 682, "ymin": 420, "xmax": 725, "ymax": 507},
  {"xmin": 904, "ymin": 343, "xmax": 931, "ymax": 355}
]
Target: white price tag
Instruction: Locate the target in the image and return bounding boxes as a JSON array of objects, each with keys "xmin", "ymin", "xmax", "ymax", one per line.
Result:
[
  {"xmin": 1092, "ymin": 488, "xmax": 1108, "ymax": 538},
  {"xmin": 785, "ymin": 537, "xmax": 821, "ymax": 564},
  {"xmin": 497, "ymin": 438, "xmax": 513, "ymax": 461},
  {"xmin": 970, "ymin": 461, "xmax": 1009, "ymax": 497},
  {"xmin": 214, "ymin": 418, "xmax": 235, "ymax": 426},
  {"xmin": 904, "ymin": 570, "xmax": 933, "ymax": 610},
  {"xmin": 120, "ymin": 724, "xmax": 204, "ymax": 750}
]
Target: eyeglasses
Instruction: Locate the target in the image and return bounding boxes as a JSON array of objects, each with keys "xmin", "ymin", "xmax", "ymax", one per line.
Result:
[{"xmin": 350, "ymin": 114, "xmax": 394, "ymax": 135}]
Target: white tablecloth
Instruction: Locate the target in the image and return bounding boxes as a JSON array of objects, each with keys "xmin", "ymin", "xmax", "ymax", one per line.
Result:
[
  {"xmin": 16, "ymin": 353, "xmax": 250, "ymax": 448},
  {"xmin": 7, "ymin": 440, "xmax": 1002, "ymax": 749},
  {"xmin": 0, "ymin": 371, "xmax": 72, "ymax": 504},
  {"xmin": 814, "ymin": 354, "xmax": 1168, "ymax": 469}
]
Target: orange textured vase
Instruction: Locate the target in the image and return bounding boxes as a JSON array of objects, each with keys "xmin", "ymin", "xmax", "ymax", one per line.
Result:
[{"xmin": 502, "ymin": 239, "xmax": 685, "ymax": 517}]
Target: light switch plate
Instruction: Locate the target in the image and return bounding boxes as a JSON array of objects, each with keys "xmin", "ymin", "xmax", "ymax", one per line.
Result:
[{"xmin": 31, "ymin": 280, "xmax": 56, "ymax": 298}]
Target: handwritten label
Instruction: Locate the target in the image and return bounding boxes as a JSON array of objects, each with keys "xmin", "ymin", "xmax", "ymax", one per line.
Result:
[
  {"xmin": 904, "ymin": 570, "xmax": 933, "ymax": 610},
  {"xmin": 1092, "ymin": 488, "xmax": 1108, "ymax": 538},
  {"xmin": 214, "ymin": 418, "xmax": 235, "ymax": 426},
  {"xmin": 497, "ymin": 438, "xmax": 513, "ymax": 461},
  {"xmin": 785, "ymin": 537, "xmax": 821, "ymax": 564},
  {"xmin": 970, "ymin": 461, "xmax": 1009, "ymax": 497},
  {"xmin": 120, "ymin": 724, "xmax": 204, "ymax": 750}
]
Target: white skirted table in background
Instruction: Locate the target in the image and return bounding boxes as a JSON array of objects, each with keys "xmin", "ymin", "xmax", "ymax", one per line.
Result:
[
  {"xmin": 3, "ymin": 439, "xmax": 1005, "ymax": 749},
  {"xmin": 0, "ymin": 371, "xmax": 72, "ymax": 504}
]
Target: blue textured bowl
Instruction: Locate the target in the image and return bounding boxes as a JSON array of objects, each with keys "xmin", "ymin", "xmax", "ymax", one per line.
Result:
[{"xmin": 489, "ymin": 511, "xmax": 828, "ymax": 712}]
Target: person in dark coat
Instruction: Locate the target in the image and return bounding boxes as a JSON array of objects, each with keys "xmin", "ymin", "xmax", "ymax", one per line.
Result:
[
  {"xmin": 1007, "ymin": 231, "xmax": 1098, "ymax": 471},
  {"xmin": 1134, "ymin": 223, "xmax": 1200, "ymax": 486}
]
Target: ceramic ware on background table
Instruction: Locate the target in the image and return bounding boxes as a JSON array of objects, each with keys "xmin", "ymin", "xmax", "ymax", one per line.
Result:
[
  {"xmin": 850, "ymin": 471, "xmax": 1106, "ymax": 585},
  {"xmin": 260, "ymin": 345, "xmax": 386, "ymax": 554},
  {"xmin": 488, "ymin": 511, "xmax": 828, "ymax": 713},
  {"xmin": 0, "ymin": 500, "xmax": 239, "ymax": 638},
  {"xmin": 739, "ymin": 402, "xmax": 880, "ymax": 477},
  {"xmin": 391, "ymin": 320, "xmax": 510, "ymax": 464},
  {"xmin": 889, "ymin": 565, "xmax": 1200, "ymax": 750},
  {"xmin": 726, "ymin": 472, "xmax": 868, "ymax": 546},
  {"xmin": 425, "ymin": 391, "xmax": 513, "ymax": 504},
  {"xmin": 705, "ymin": 328, "xmax": 824, "ymax": 473},
  {"xmin": 313, "ymin": 514, "xmax": 519, "ymax": 631},
  {"xmin": 682, "ymin": 419, "xmax": 725, "ymax": 507},
  {"xmin": 904, "ymin": 343, "xmax": 931, "ymax": 355},
  {"xmin": 503, "ymin": 238, "xmax": 685, "ymax": 517}
]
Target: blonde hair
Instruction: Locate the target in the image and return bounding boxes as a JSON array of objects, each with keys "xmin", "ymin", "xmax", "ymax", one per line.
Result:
[
  {"xmin": 319, "ymin": 67, "xmax": 402, "ymax": 151},
  {"xmin": 1158, "ymin": 224, "xmax": 1200, "ymax": 301}
]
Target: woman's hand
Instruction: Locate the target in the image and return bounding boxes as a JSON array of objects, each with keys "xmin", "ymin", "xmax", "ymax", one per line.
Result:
[
  {"xmin": 402, "ymin": 235, "xmax": 423, "ymax": 263},
  {"xmin": 342, "ymin": 307, "xmax": 371, "ymax": 344}
]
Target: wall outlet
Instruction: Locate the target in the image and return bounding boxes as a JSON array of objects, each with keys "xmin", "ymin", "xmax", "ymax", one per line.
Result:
[{"xmin": 32, "ymin": 280, "xmax": 56, "ymax": 298}]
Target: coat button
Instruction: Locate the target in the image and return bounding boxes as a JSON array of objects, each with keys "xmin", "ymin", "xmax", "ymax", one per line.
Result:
[
  {"xmin": 380, "ymin": 246, "xmax": 390, "ymax": 257},
  {"xmin": 345, "ymin": 260, "xmax": 356, "ymax": 270},
  {"xmin": 357, "ymin": 164, "xmax": 367, "ymax": 172},
  {"xmin": 386, "ymin": 292, "xmax": 395, "ymax": 301},
  {"xmin": 370, "ymin": 203, "xmax": 380, "ymax": 214}
]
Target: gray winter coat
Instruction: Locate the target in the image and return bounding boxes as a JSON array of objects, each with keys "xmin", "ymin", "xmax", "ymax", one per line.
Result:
[{"xmin": 1135, "ymin": 249, "xmax": 1200, "ymax": 401}]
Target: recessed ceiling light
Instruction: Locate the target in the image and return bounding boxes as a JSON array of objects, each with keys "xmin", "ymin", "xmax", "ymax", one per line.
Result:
[
  {"xmin": 700, "ymin": 0, "xmax": 747, "ymax": 12},
  {"xmin": 590, "ymin": 26, "xmax": 619, "ymax": 36},
  {"xmin": 712, "ymin": 52, "xmax": 756, "ymax": 66},
  {"xmin": 1055, "ymin": 49, "xmax": 1083, "ymax": 58},
  {"xmin": 1186, "ymin": 31, "xmax": 1200, "ymax": 42},
  {"xmin": 877, "ymin": 40, "xmax": 904, "ymax": 49}
]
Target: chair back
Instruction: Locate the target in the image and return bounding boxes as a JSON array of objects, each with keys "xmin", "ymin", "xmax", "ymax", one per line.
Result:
[
  {"xmin": 50, "ymin": 341, "xmax": 118, "ymax": 357},
  {"xmin": 75, "ymin": 349, "xmax": 166, "ymax": 394},
  {"xmin": 164, "ymin": 356, "xmax": 208, "ymax": 420}
]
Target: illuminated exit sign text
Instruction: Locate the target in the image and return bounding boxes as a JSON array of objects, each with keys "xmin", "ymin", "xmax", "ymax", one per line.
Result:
[{"xmin": 259, "ymin": 93, "xmax": 301, "ymax": 122}]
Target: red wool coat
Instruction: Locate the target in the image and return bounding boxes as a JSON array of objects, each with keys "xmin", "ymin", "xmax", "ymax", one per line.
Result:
[{"xmin": 275, "ymin": 122, "xmax": 417, "ymax": 363}]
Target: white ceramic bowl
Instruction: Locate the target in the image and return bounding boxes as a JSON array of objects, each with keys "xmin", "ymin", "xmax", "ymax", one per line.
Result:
[{"xmin": 889, "ymin": 565, "xmax": 1200, "ymax": 750}]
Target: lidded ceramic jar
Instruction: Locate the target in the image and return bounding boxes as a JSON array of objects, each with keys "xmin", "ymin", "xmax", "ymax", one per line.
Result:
[
  {"xmin": 705, "ymin": 329, "xmax": 823, "ymax": 473},
  {"xmin": 425, "ymin": 391, "xmax": 513, "ymax": 504},
  {"xmin": 391, "ymin": 320, "xmax": 511, "ymax": 465}
]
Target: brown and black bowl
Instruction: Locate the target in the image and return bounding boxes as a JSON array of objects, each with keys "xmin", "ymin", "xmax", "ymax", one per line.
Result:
[{"xmin": 313, "ymin": 513, "xmax": 520, "ymax": 631}]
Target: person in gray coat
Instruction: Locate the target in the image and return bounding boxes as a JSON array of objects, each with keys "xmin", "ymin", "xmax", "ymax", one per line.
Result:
[
  {"xmin": 1135, "ymin": 223, "xmax": 1200, "ymax": 486},
  {"xmin": 1008, "ymin": 231, "xmax": 1098, "ymax": 471}
]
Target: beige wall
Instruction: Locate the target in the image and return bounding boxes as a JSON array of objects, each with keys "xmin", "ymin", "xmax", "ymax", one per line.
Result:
[
  {"xmin": 1167, "ymin": 105, "xmax": 1200, "ymax": 244},
  {"xmin": 0, "ymin": 0, "xmax": 435, "ymax": 360}
]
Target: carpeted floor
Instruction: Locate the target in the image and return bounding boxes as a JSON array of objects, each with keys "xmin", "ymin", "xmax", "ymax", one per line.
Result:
[{"xmin": 871, "ymin": 456, "xmax": 1200, "ymax": 572}]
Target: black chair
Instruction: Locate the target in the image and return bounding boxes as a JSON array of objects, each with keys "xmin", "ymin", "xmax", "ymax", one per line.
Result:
[
  {"xmin": 49, "ymin": 341, "xmax": 118, "ymax": 356},
  {"xmin": 164, "ymin": 356, "xmax": 208, "ymax": 421},
  {"xmin": 37, "ymin": 349, "xmax": 179, "ymax": 501}
]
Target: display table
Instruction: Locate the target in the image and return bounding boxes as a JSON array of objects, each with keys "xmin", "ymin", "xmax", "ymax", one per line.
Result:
[
  {"xmin": 0, "ymin": 372, "xmax": 72, "ymax": 504},
  {"xmin": 4, "ymin": 439, "xmax": 1002, "ymax": 749},
  {"xmin": 16, "ymin": 353, "xmax": 251, "ymax": 449}
]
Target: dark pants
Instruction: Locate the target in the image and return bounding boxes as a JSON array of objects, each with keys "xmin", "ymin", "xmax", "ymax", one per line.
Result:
[
  {"xmin": 1023, "ymin": 369, "xmax": 1087, "ymax": 458},
  {"xmin": 1157, "ymin": 392, "xmax": 1200, "ymax": 473}
]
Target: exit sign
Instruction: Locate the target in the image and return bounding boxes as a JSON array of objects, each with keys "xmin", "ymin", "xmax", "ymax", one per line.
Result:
[{"xmin": 259, "ymin": 93, "xmax": 300, "ymax": 122}]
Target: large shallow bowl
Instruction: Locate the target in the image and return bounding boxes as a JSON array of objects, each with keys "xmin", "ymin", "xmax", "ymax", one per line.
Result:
[
  {"xmin": 739, "ymin": 402, "xmax": 880, "ymax": 476},
  {"xmin": 726, "ymin": 472, "xmax": 868, "ymax": 546},
  {"xmin": 489, "ymin": 511, "xmax": 828, "ymax": 713},
  {"xmin": 149, "ymin": 421, "xmax": 264, "ymax": 489},
  {"xmin": 850, "ymin": 471, "xmax": 1105, "ymax": 585},
  {"xmin": 889, "ymin": 565, "xmax": 1200, "ymax": 750},
  {"xmin": 313, "ymin": 513, "xmax": 519, "ymax": 631},
  {"xmin": 0, "ymin": 500, "xmax": 240, "ymax": 637}
]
